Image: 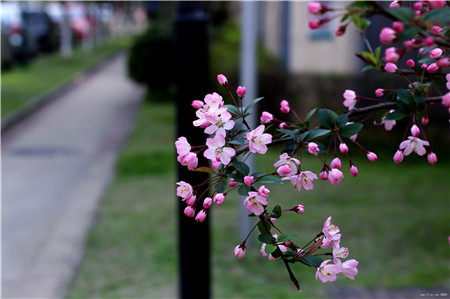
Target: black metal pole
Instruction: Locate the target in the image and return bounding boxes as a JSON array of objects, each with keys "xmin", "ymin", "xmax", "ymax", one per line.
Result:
[{"xmin": 175, "ymin": 2, "xmax": 210, "ymax": 299}]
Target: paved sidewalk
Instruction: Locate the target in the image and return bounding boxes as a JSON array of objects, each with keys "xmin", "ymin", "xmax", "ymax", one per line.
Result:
[{"xmin": 1, "ymin": 52, "xmax": 144, "ymax": 298}]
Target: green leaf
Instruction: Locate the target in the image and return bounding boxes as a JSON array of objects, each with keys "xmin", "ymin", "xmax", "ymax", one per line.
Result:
[
  {"xmin": 264, "ymin": 244, "xmax": 278, "ymax": 255},
  {"xmin": 277, "ymin": 129, "xmax": 298, "ymax": 141},
  {"xmin": 346, "ymin": 1, "xmax": 372, "ymax": 8},
  {"xmin": 361, "ymin": 50, "xmax": 377, "ymax": 66},
  {"xmin": 336, "ymin": 114, "xmax": 349, "ymax": 129},
  {"xmin": 422, "ymin": 6, "xmax": 450, "ymax": 22},
  {"xmin": 300, "ymin": 255, "xmax": 323, "ymax": 268},
  {"xmin": 340, "ymin": 123, "xmax": 363, "ymax": 137},
  {"xmin": 258, "ymin": 221, "xmax": 270, "ymax": 234},
  {"xmin": 232, "ymin": 117, "xmax": 244, "ymax": 131},
  {"xmin": 306, "ymin": 129, "xmax": 331, "ymax": 141},
  {"xmin": 226, "ymin": 173, "xmax": 244, "ymax": 183},
  {"xmin": 271, "ymin": 205, "xmax": 282, "ymax": 218},
  {"xmin": 388, "ymin": 7, "xmax": 413, "ymax": 23},
  {"xmin": 228, "ymin": 134, "xmax": 245, "ymax": 145},
  {"xmin": 277, "ymin": 233, "xmax": 297, "ymax": 243},
  {"xmin": 244, "ymin": 97, "xmax": 264, "ymax": 114},
  {"xmin": 216, "ymin": 179, "xmax": 227, "ymax": 193},
  {"xmin": 255, "ymin": 176, "xmax": 283, "ymax": 185},
  {"xmin": 384, "ymin": 110, "xmax": 409, "ymax": 121},
  {"xmin": 397, "ymin": 89, "xmax": 415, "ymax": 106},
  {"xmin": 237, "ymin": 185, "xmax": 250, "ymax": 196},
  {"xmin": 317, "ymin": 109, "xmax": 338, "ymax": 129},
  {"xmin": 350, "ymin": 14, "xmax": 371, "ymax": 31},
  {"xmin": 233, "ymin": 161, "xmax": 250, "ymax": 176},
  {"xmin": 258, "ymin": 233, "xmax": 275, "ymax": 244},
  {"xmin": 362, "ymin": 65, "xmax": 376, "ymax": 72},
  {"xmin": 224, "ymin": 104, "xmax": 239, "ymax": 115},
  {"xmin": 304, "ymin": 107, "xmax": 317, "ymax": 122}
]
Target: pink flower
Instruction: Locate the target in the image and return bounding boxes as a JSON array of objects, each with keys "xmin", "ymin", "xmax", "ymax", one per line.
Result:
[
  {"xmin": 316, "ymin": 260, "xmax": 341, "ymax": 283},
  {"xmin": 175, "ymin": 137, "xmax": 191, "ymax": 156},
  {"xmin": 328, "ymin": 168, "xmax": 344, "ymax": 185},
  {"xmin": 421, "ymin": 115, "xmax": 429, "ymax": 125},
  {"xmin": 437, "ymin": 57, "xmax": 449, "ymax": 69},
  {"xmin": 399, "ymin": 136, "xmax": 430, "ymax": 156},
  {"xmin": 339, "ymin": 142, "xmax": 349, "ymax": 154},
  {"xmin": 332, "ymin": 238, "xmax": 349, "ymax": 262},
  {"xmin": 246, "ymin": 125, "xmax": 272, "ymax": 154},
  {"xmin": 380, "ymin": 111, "xmax": 397, "ymax": 131},
  {"xmin": 425, "ymin": 36, "xmax": 435, "ymax": 46},
  {"xmin": 193, "ymin": 92, "xmax": 224, "ymax": 128},
  {"xmin": 389, "ymin": 0, "xmax": 400, "ymax": 8},
  {"xmin": 308, "ymin": 142, "xmax": 320, "ymax": 155},
  {"xmin": 393, "ymin": 150, "xmax": 404, "ymax": 163},
  {"xmin": 282, "ymin": 171, "xmax": 318, "ymax": 191},
  {"xmin": 431, "ymin": 26, "xmax": 443, "ymax": 36},
  {"xmin": 430, "ymin": 48, "xmax": 443, "ymax": 60},
  {"xmin": 244, "ymin": 191, "xmax": 268, "ymax": 216},
  {"xmin": 427, "ymin": 152, "xmax": 438, "ymax": 164},
  {"xmin": 177, "ymin": 152, "xmax": 198, "ymax": 170},
  {"xmin": 195, "ymin": 209, "xmax": 207, "ymax": 222},
  {"xmin": 244, "ymin": 176, "xmax": 254, "ymax": 186},
  {"xmin": 258, "ymin": 185, "xmax": 270, "ymax": 197},
  {"xmin": 274, "ymin": 153, "xmax": 300, "ymax": 176},
  {"xmin": 336, "ymin": 259, "xmax": 359, "ymax": 280},
  {"xmin": 191, "ymin": 100, "xmax": 203, "ymax": 109},
  {"xmin": 410, "ymin": 124, "xmax": 420, "ymax": 137},
  {"xmin": 335, "ymin": 24, "xmax": 347, "ymax": 37},
  {"xmin": 343, "ymin": 89, "xmax": 357, "ymax": 110},
  {"xmin": 211, "ymin": 156, "xmax": 221, "ymax": 171},
  {"xmin": 392, "ymin": 21, "xmax": 404, "ymax": 33},
  {"xmin": 280, "ymin": 100, "xmax": 291, "ymax": 113},
  {"xmin": 330, "ymin": 157, "xmax": 342, "ymax": 169},
  {"xmin": 260, "ymin": 111, "xmax": 273, "ymax": 123},
  {"xmin": 185, "ymin": 195, "xmax": 196, "ymax": 206},
  {"xmin": 204, "ymin": 134, "xmax": 236, "ymax": 166},
  {"xmin": 443, "ymin": 92, "xmax": 450, "ymax": 108},
  {"xmin": 217, "ymin": 74, "xmax": 228, "ymax": 87},
  {"xmin": 406, "ymin": 59, "xmax": 415, "ymax": 68},
  {"xmin": 204, "ymin": 110, "xmax": 235, "ymax": 136},
  {"xmin": 214, "ymin": 193, "xmax": 225, "ymax": 206},
  {"xmin": 319, "ymin": 170, "xmax": 329, "ymax": 180},
  {"xmin": 308, "ymin": 1, "xmax": 328, "ymax": 15},
  {"xmin": 234, "ymin": 244, "xmax": 246, "ymax": 260},
  {"xmin": 384, "ymin": 62, "xmax": 398, "ymax": 73},
  {"xmin": 366, "ymin": 151, "xmax": 378, "ymax": 162},
  {"xmin": 203, "ymin": 197, "xmax": 212, "ymax": 209},
  {"xmin": 379, "ymin": 27, "xmax": 397, "ymax": 44},
  {"xmin": 350, "ymin": 165, "xmax": 358, "ymax": 177},
  {"xmin": 236, "ymin": 86, "xmax": 246, "ymax": 98},
  {"xmin": 429, "ymin": 0, "xmax": 446, "ymax": 9},
  {"xmin": 184, "ymin": 206, "xmax": 195, "ymax": 218},
  {"xmin": 385, "ymin": 47, "xmax": 400, "ymax": 63},
  {"xmin": 176, "ymin": 181, "xmax": 194, "ymax": 200},
  {"xmin": 320, "ymin": 237, "xmax": 332, "ymax": 249},
  {"xmin": 292, "ymin": 204, "xmax": 304, "ymax": 214},
  {"xmin": 427, "ymin": 63, "xmax": 439, "ymax": 73},
  {"xmin": 322, "ymin": 216, "xmax": 340, "ymax": 241},
  {"xmin": 375, "ymin": 88, "xmax": 386, "ymax": 97},
  {"xmin": 279, "ymin": 122, "xmax": 287, "ymax": 129},
  {"xmin": 229, "ymin": 178, "xmax": 237, "ymax": 187}
]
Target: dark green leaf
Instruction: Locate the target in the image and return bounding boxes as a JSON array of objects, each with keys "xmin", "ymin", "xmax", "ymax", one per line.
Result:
[
  {"xmin": 258, "ymin": 233, "xmax": 275, "ymax": 244},
  {"xmin": 216, "ymin": 179, "xmax": 227, "ymax": 193},
  {"xmin": 228, "ymin": 134, "xmax": 245, "ymax": 145},
  {"xmin": 336, "ymin": 114, "xmax": 349, "ymax": 129},
  {"xmin": 277, "ymin": 129, "xmax": 298, "ymax": 141},
  {"xmin": 304, "ymin": 108, "xmax": 317, "ymax": 122},
  {"xmin": 317, "ymin": 109, "xmax": 338, "ymax": 129},
  {"xmin": 306, "ymin": 129, "xmax": 331, "ymax": 141},
  {"xmin": 271, "ymin": 205, "xmax": 282, "ymax": 218},
  {"xmin": 297, "ymin": 131, "xmax": 310, "ymax": 141},
  {"xmin": 277, "ymin": 233, "xmax": 297, "ymax": 243},
  {"xmin": 226, "ymin": 173, "xmax": 244, "ymax": 183},
  {"xmin": 233, "ymin": 161, "xmax": 250, "ymax": 176},
  {"xmin": 258, "ymin": 221, "xmax": 270, "ymax": 234},
  {"xmin": 397, "ymin": 89, "xmax": 415, "ymax": 106},
  {"xmin": 264, "ymin": 244, "xmax": 278, "ymax": 254},
  {"xmin": 388, "ymin": 7, "xmax": 412, "ymax": 23},
  {"xmin": 422, "ymin": 6, "xmax": 450, "ymax": 22},
  {"xmin": 340, "ymin": 123, "xmax": 363, "ymax": 137},
  {"xmin": 255, "ymin": 176, "xmax": 283, "ymax": 185},
  {"xmin": 384, "ymin": 110, "xmax": 409, "ymax": 121},
  {"xmin": 232, "ymin": 117, "xmax": 244, "ymax": 131},
  {"xmin": 224, "ymin": 104, "xmax": 239, "ymax": 115},
  {"xmin": 244, "ymin": 97, "xmax": 264, "ymax": 114},
  {"xmin": 300, "ymin": 255, "xmax": 323, "ymax": 268},
  {"xmin": 237, "ymin": 185, "xmax": 250, "ymax": 196}
]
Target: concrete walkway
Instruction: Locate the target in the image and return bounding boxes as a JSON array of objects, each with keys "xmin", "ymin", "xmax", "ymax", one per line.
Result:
[{"xmin": 1, "ymin": 52, "xmax": 144, "ymax": 298}]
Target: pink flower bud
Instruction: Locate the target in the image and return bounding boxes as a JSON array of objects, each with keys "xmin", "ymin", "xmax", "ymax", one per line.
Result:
[
  {"xmin": 411, "ymin": 124, "xmax": 420, "ymax": 137},
  {"xmin": 280, "ymin": 100, "xmax": 291, "ymax": 113},
  {"xmin": 430, "ymin": 48, "xmax": 443, "ymax": 59},
  {"xmin": 431, "ymin": 26, "xmax": 443, "ymax": 36},
  {"xmin": 236, "ymin": 86, "xmax": 246, "ymax": 97},
  {"xmin": 443, "ymin": 92, "xmax": 450, "ymax": 108},
  {"xmin": 217, "ymin": 74, "xmax": 228, "ymax": 87},
  {"xmin": 375, "ymin": 88, "xmax": 385, "ymax": 97},
  {"xmin": 330, "ymin": 157, "xmax": 342, "ymax": 169},
  {"xmin": 437, "ymin": 57, "xmax": 450, "ymax": 69},
  {"xmin": 185, "ymin": 195, "xmax": 197, "ymax": 207},
  {"xmin": 214, "ymin": 193, "xmax": 225, "ymax": 205},
  {"xmin": 421, "ymin": 115, "xmax": 429, "ymax": 125},
  {"xmin": 211, "ymin": 156, "xmax": 221, "ymax": 170},
  {"xmin": 379, "ymin": 27, "xmax": 397, "ymax": 44},
  {"xmin": 308, "ymin": 2, "xmax": 328, "ymax": 15},
  {"xmin": 328, "ymin": 168, "xmax": 344, "ymax": 185},
  {"xmin": 384, "ymin": 62, "xmax": 398, "ymax": 73},
  {"xmin": 350, "ymin": 165, "xmax": 359, "ymax": 177},
  {"xmin": 191, "ymin": 100, "xmax": 203, "ymax": 109},
  {"xmin": 335, "ymin": 24, "xmax": 347, "ymax": 37},
  {"xmin": 293, "ymin": 204, "xmax": 305, "ymax": 214},
  {"xmin": 184, "ymin": 206, "xmax": 195, "ymax": 217},
  {"xmin": 279, "ymin": 122, "xmax": 287, "ymax": 129},
  {"xmin": 229, "ymin": 178, "xmax": 237, "ymax": 188},
  {"xmin": 413, "ymin": 1, "xmax": 422, "ymax": 9},
  {"xmin": 260, "ymin": 111, "xmax": 273, "ymax": 123},
  {"xmin": 308, "ymin": 142, "xmax": 319, "ymax": 155},
  {"xmin": 427, "ymin": 152, "xmax": 437, "ymax": 164},
  {"xmin": 392, "ymin": 21, "xmax": 404, "ymax": 33},
  {"xmin": 320, "ymin": 237, "xmax": 331, "ymax": 249},
  {"xmin": 429, "ymin": 0, "xmax": 446, "ymax": 9},
  {"xmin": 234, "ymin": 244, "xmax": 246, "ymax": 260},
  {"xmin": 308, "ymin": 18, "xmax": 328, "ymax": 30},
  {"xmin": 339, "ymin": 142, "xmax": 349, "ymax": 154},
  {"xmin": 195, "ymin": 209, "xmax": 207, "ymax": 222},
  {"xmin": 406, "ymin": 59, "xmax": 415, "ymax": 68},
  {"xmin": 244, "ymin": 176, "xmax": 254, "ymax": 186},
  {"xmin": 367, "ymin": 151, "xmax": 378, "ymax": 162},
  {"xmin": 258, "ymin": 185, "xmax": 270, "ymax": 197},
  {"xmin": 385, "ymin": 47, "xmax": 400, "ymax": 63},
  {"xmin": 277, "ymin": 165, "xmax": 292, "ymax": 176},
  {"xmin": 425, "ymin": 37, "xmax": 435, "ymax": 46},
  {"xmin": 427, "ymin": 63, "xmax": 439, "ymax": 73},
  {"xmin": 203, "ymin": 197, "xmax": 212, "ymax": 209},
  {"xmin": 393, "ymin": 150, "xmax": 404, "ymax": 164},
  {"xmin": 319, "ymin": 170, "xmax": 328, "ymax": 180}
]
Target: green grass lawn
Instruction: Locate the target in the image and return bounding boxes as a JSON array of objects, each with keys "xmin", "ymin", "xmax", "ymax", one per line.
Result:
[
  {"xmin": 68, "ymin": 98, "xmax": 449, "ymax": 298},
  {"xmin": 1, "ymin": 36, "xmax": 132, "ymax": 118}
]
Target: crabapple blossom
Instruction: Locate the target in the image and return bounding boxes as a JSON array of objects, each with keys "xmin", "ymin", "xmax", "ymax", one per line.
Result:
[
  {"xmin": 244, "ymin": 191, "xmax": 268, "ymax": 216},
  {"xmin": 410, "ymin": 124, "xmax": 420, "ymax": 137},
  {"xmin": 332, "ymin": 237, "xmax": 349, "ymax": 262},
  {"xmin": 308, "ymin": 142, "xmax": 320, "ymax": 155},
  {"xmin": 277, "ymin": 165, "xmax": 293, "ymax": 176},
  {"xmin": 379, "ymin": 27, "xmax": 397, "ymax": 44},
  {"xmin": 319, "ymin": 170, "xmax": 329, "ymax": 180},
  {"xmin": 339, "ymin": 142, "xmax": 349, "ymax": 154},
  {"xmin": 175, "ymin": 137, "xmax": 191, "ymax": 157},
  {"xmin": 400, "ymin": 136, "xmax": 430, "ymax": 156},
  {"xmin": 282, "ymin": 171, "xmax": 318, "ymax": 191},
  {"xmin": 375, "ymin": 88, "xmax": 385, "ymax": 97},
  {"xmin": 204, "ymin": 110, "xmax": 235, "ymax": 136},
  {"xmin": 176, "ymin": 181, "xmax": 193, "ymax": 200},
  {"xmin": 316, "ymin": 260, "xmax": 341, "ymax": 283},
  {"xmin": 204, "ymin": 133, "xmax": 236, "ymax": 165},
  {"xmin": 184, "ymin": 206, "xmax": 195, "ymax": 218},
  {"xmin": 274, "ymin": 153, "xmax": 301, "ymax": 176},
  {"xmin": 214, "ymin": 193, "xmax": 225, "ymax": 206},
  {"xmin": 236, "ymin": 86, "xmax": 246, "ymax": 98},
  {"xmin": 431, "ymin": 26, "xmax": 443, "ymax": 36},
  {"xmin": 389, "ymin": 0, "xmax": 400, "ymax": 9},
  {"xmin": 211, "ymin": 156, "xmax": 221, "ymax": 171},
  {"xmin": 217, "ymin": 74, "xmax": 228, "ymax": 87},
  {"xmin": 193, "ymin": 92, "xmax": 224, "ymax": 128},
  {"xmin": 421, "ymin": 115, "xmax": 429, "ymax": 125},
  {"xmin": 323, "ymin": 216, "xmax": 340, "ymax": 241},
  {"xmin": 385, "ymin": 47, "xmax": 400, "ymax": 62},
  {"xmin": 234, "ymin": 244, "xmax": 246, "ymax": 260},
  {"xmin": 292, "ymin": 204, "xmax": 305, "ymax": 214},
  {"xmin": 244, "ymin": 176, "xmax": 254, "ymax": 186},
  {"xmin": 330, "ymin": 157, "xmax": 342, "ymax": 169},
  {"xmin": 366, "ymin": 151, "xmax": 378, "ymax": 162},
  {"xmin": 407, "ymin": 59, "xmax": 415, "ymax": 68},
  {"xmin": 429, "ymin": 0, "xmax": 446, "ymax": 9},
  {"xmin": 307, "ymin": 1, "xmax": 329, "ymax": 15},
  {"xmin": 279, "ymin": 122, "xmax": 287, "ymax": 129},
  {"xmin": 350, "ymin": 165, "xmax": 359, "ymax": 177},
  {"xmin": 379, "ymin": 111, "xmax": 397, "ymax": 131},
  {"xmin": 328, "ymin": 168, "xmax": 344, "ymax": 185},
  {"xmin": 393, "ymin": 149, "xmax": 404, "ymax": 163},
  {"xmin": 178, "ymin": 152, "xmax": 198, "ymax": 170},
  {"xmin": 185, "ymin": 195, "xmax": 196, "ymax": 206},
  {"xmin": 260, "ymin": 234, "xmax": 288, "ymax": 260},
  {"xmin": 384, "ymin": 62, "xmax": 398, "ymax": 73},
  {"xmin": 442, "ymin": 92, "xmax": 450, "ymax": 108},
  {"xmin": 335, "ymin": 24, "xmax": 347, "ymax": 36},
  {"xmin": 191, "ymin": 100, "xmax": 203, "ymax": 109},
  {"xmin": 427, "ymin": 63, "xmax": 439, "ymax": 73},
  {"xmin": 337, "ymin": 259, "xmax": 359, "ymax": 280},
  {"xmin": 229, "ymin": 178, "xmax": 237, "ymax": 187},
  {"xmin": 195, "ymin": 209, "xmax": 207, "ymax": 222},
  {"xmin": 437, "ymin": 57, "xmax": 449, "ymax": 69},
  {"xmin": 203, "ymin": 197, "xmax": 212, "ymax": 209},
  {"xmin": 392, "ymin": 21, "xmax": 404, "ymax": 33},
  {"xmin": 320, "ymin": 237, "xmax": 332, "ymax": 249},
  {"xmin": 258, "ymin": 185, "xmax": 270, "ymax": 197},
  {"xmin": 427, "ymin": 152, "xmax": 438, "ymax": 164},
  {"xmin": 280, "ymin": 100, "xmax": 291, "ymax": 113},
  {"xmin": 430, "ymin": 48, "xmax": 443, "ymax": 59},
  {"xmin": 343, "ymin": 90, "xmax": 357, "ymax": 110},
  {"xmin": 246, "ymin": 125, "xmax": 272, "ymax": 154},
  {"xmin": 260, "ymin": 111, "xmax": 273, "ymax": 123}
]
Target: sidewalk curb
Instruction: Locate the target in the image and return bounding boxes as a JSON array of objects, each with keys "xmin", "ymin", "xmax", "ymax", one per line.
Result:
[{"xmin": 1, "ymin": 50, "xmax": 126, "ymax": 133}]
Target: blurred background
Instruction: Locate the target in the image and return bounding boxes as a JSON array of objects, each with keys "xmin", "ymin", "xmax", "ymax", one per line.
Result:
[{"xmin": 2, "ymin": 1, "xmax": 449, "ymax": 298}]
